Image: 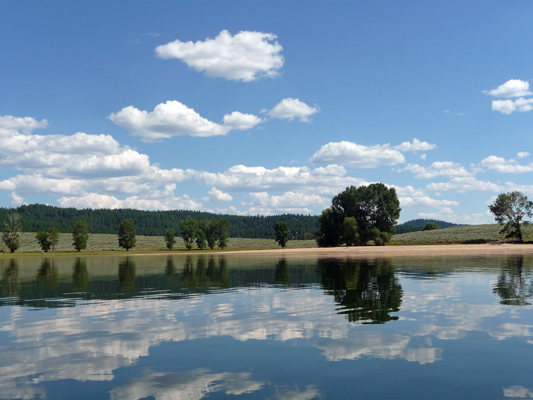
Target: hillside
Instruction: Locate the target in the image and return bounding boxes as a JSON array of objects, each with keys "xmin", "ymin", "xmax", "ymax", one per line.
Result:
[
  {"xmin": 391, "ymin": 224, "xmax": 533, "ymax": 245},
  {"xmin": 0, "ymin": 204, "xmax": 319, "ymax": 240},
  {"xmin": 394, "ymin": 219, "xmax": 463, "ymax": 234}
]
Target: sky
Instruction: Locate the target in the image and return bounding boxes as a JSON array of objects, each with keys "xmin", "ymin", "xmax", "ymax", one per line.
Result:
[{"xmin": 1, "ymin": 1, "xmax": 533, "ymax": 224}]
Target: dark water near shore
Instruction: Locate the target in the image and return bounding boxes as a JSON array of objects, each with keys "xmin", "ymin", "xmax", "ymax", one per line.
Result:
[{"xmin": 1, "ymin": 254, "xmax": 533, "ymax": 399}]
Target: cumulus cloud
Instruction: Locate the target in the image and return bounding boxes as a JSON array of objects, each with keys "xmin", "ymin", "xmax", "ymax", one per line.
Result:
[
  {"xmin": 427, "ymin": 177, "xmax": 501, "ymax": 193},
  {"xmin": 197, "ymin": 164, "xmax": 364, "ymax": 194},
  {"xmin": 401, "ymin": 162, "xmax": 473, "ymax": 179},
  {"xmin": 109, "ymin": 101, "xmax": 230, "ymax": 141},
  {"xmin": 310, "ymin": 141, "xmax": 405, "ymax": 168},
  {"xmin": 223, "ymin": 112, "xmax": 262, "ymax": 130},
  {"xmin": 518, "ymin": 152, "xmax": 530, "ymax": 159},
  {"xmin": 492, "ymin": 98, "xmax": 533, "ymax": 114},
  {"xmin": 0, "ymin": 115, "xmax": 48, "ymax": 135},
  {"xmin": 155, "ymin": 30, "xmax": 284, "ymax": 82},
  {"xmin": 243, "ymin": 191, "xmax": 329, "ymax": 213},
  {"xmin": 479, "ymin": 155, "xmax": 533, "ymax": 173},
  {"xmin": 205, "ymin": 187, "xmax": 233, "ymax": 202},
  {"xmin": 399, "ymin": 196, "xmax": 459, "ymax": 208},
  {"xmin": 484, "ymin": 79, "xmax": 532, "ymax": 98},
  {"xmin": 394, "ymin": 138, "xmax": 437, "ymax": 152},
  {"xmin": 267, "ymin": 98, "xmax": 319, "ymax": 122}
]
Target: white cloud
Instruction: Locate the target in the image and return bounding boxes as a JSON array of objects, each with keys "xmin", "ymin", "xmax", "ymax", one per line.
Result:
[
  {"xmin": 310, "ymin": 141, "xmax": 405, "ymax": 168},
  {"xmin": 155, "ymin": 30, "xmax": 284, "ymax": 82},
  {"xmin": 267, "ymin": 98, "xmax": 319, "ymax": 122},
  {"xmin": 222, "ymin": 112, "xmax": 262, "ymax": 130},
  {"xmin": 417, "ymin": 210, "xmax": 494, "ymax": 225},
  {"xmin": 399, "ymin": 196, "xmax": 459, "ymax": 208},
  {"xmin": 502, "ymin": 385, "xmax": 533, "ymax": 398},
  {"xmin": 10, "ymin": 192, "xmax": 25, "ymax": 206},
  {"xmin": 484, "ymin": 79, "xmax": 532, "ymax": 98},
  {"xmin": 394, "ymin": 138, "xmax": 437, "ymax": 152},
  {"xmin": 420, "ymin": 154, "xmax": 427, "ymax": 160},
  {"xmin": 518, "ymin": 152, "xmax": 530, "ymax": 159},
  {"xmin": 427, "ymin": 177, "xmax": 501, "ymax": 193},
  {"xmin": 109, "ymin": 101, "xmax": 230, "ymax": 141},
  {"xmin": 0, "ymin": 115, "xmax": 48, "ymax": 135},
  {"xmin": 205, "ymin": 187, "xmax": 233, "ymax": 202},
  {"xmin": 492, "ymin": 98, "xmax": 533, "ymax": 114},
  {"xmin": 401, "ymin": 161, "xmax": 473, "ymax": 179},
  {"xmin": 197, "ymin": 164, "xmax": 364, "ymax": 194},
  {"xmin": 58, "ymin": 191, "xmax": 202, "ymax": 211},
  {"xmin": 244, "ymin": 191, "xmax": 329, "ymax": 209},
  {"xmin": 479, "ymin": 155, "xmax": 533, "ymax": 173}
]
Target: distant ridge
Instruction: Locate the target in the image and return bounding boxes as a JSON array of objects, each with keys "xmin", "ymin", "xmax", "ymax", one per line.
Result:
[
  {"xmin": 394, "ymin": 219, "xmax": 463, "ymax": 234},
  {"xmin": 0, "ymin": 204, "xmax": 319, "ymax": 240}
]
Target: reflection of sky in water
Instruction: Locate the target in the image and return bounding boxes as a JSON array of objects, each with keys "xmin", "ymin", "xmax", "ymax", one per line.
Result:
[{"xmin": 2, "ymin": 257, "xmax": 533, "ymax": 399}]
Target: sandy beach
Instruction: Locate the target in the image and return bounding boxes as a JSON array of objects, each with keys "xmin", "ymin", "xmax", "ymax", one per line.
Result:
[{"xmin": 153, "ymin": 243, "xmax": 533, "ymax": 259}]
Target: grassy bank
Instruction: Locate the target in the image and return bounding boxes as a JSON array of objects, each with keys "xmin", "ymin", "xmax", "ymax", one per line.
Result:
[
  {"xmin": 0, "ymin": 232, "xmax": 317, "ymax": 255},
  {"xmin": 390, "ymin": 223, "xmax": 533, "ymax": 245}
]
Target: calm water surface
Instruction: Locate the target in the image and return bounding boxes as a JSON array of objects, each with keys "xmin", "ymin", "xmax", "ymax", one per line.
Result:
[{"xmin": 1, "ymin": 254, "xmax": 533, "ymax": 399}]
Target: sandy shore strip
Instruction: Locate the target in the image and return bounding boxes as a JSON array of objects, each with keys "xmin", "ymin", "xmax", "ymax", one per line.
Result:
[{"xmin": 133, "ymin": 243, "xmax": 533, "ymax": 259}]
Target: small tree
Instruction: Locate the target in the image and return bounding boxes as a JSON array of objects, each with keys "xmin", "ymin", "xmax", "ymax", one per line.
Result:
[
  {"xmin": 489, "ymin": 191, "xmax": 533, "ymax": 243},
  {"xmin": 36, "ymin": 231, "xmax": 51, "ymax": 252},
  {"xmin": 343, "ymin": 217, "xmax": 359, "ymax": 246},
  {"xmin": 164, "ymin": 228, "xmax": 176, "ymax": 250},
  {"xmin": 2, "ymin": 213, "xmax": 22, "ymax": 253},
  {"xmin": 180, "ymin": 219, "xmax": 198, "ymax": 250},
  {"xmin": 216, "ymin": 219, "xmax": 230, "ymax": 249},
  {"xmin": 200, "ymin": 220, "xmax": 218, "ymax": 250},
  {"xmin": 196, "ymin": 228, "xmax": 207, "ymax": 250},
  {"xmin": 47, "ymin": 227, "xmax": 60, "ymax": 251},
  {"xmin": 72, "ymin": 220, "xmax": 89, "ymax": 252},
  {"xmin": 118, "ymin": 219, "xmax": 137, "ymax": 251},
  {"xmin": 423, "ymin": 222, "xmax": 439, "ymax": 231},
  {"xmin": 274, "ymin": 221, "xmax": 290, "ymax": 249}
]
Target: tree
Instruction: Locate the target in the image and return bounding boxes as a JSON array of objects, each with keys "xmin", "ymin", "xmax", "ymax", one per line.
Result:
[
  {"xmin": 216, "ymin": 219, "xmax": 230, "ymax": 249},
  {"xmin": 118, "ymin": 219, "xmax": 137, "ymax": 251},
  {"xmin": 47, "ymin": 227, "xmax": 59, "ymax": 251},
  {"xmin": 36, "ymin": 231, "xmax": 51, "ymax": 252},
  {"xmin": 316, "ymin": 208, "xmax": 344, "ymax": 247},
  {"xmin": 164, "ymin": 228, "xmax": 176, "ymax": 250},
  {"xmin": 2, "ymin": 213, "xmax": 22, "ymax": 253},
  {"xmin": 274, "ymin": 221, "xmax": 290, "ymax": 249},
  {"xmin": 72, "ymin": 220, "xmax": 89, "ymax": 252},
  {"xmin": 423, "ymin": 222, "xmax": 439, "ymax": 231},
  {"xmin": 343, "ymin": 217, "xmax": 359, "ymax": 246},
  {"xmin": 331, "ymin": 183, "xmax": 401, "ymax": 245},
  {"xmin": 196, "ymin": 228, "xmax": 207, "ymax": 250},
  {"xmin": 489, "ymin": 191, "xmax": 533, "ymax": 243},
  {"xmin": 200, "ymin": 220, "xmax": 218, "ymax": 250},
  {"xmin": 180, "ymin": 219, "xmax": 198, "ymax": 250}
]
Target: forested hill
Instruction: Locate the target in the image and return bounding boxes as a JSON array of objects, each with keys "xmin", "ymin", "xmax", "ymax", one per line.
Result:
[
  {"xmin": 0, "ymin": 204, "xmax": 319, "ymax": 239},
  {"xmin": 394, "ymin": 219, "xmax": 463, "ymax": 234}
]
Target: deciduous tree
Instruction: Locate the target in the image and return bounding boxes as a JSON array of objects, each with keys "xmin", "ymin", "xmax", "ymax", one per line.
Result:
[
  {"xmin": 164, "ymin": 228, "xmax": 176, "ymax": 250},
  {"xmin": 36, "ymin": 231, "xmax": 51, "ymax": 252},
  {"xmin": 48, "ymin": 227, "xmax": 60, "ymax": 251},
  {"xmin": 72, "ymin": 220, "xmax": 89, "ymax": 252},
  {"xmin": 180, "ymin": 219, "xmax": 198, "ymax": 250},
  {"xmin": 2, "ymin": 214, "xmax": 22, "ymax": 253},
  {"xmin": 118, "ymin": 219, "xmax": 137, "ymax": 251},
  {"xmin": 274, "ymin": 221, "xmax": 289, "ymax": 249},
  {"xmin": 489, "ymin": 191, "xmax": 533, "ymax": 242}
]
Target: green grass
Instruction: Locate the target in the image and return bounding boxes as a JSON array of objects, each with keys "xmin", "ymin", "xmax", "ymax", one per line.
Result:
[
  {"xmin": 0, "ymin": 232, "xmax": 317, "ymax": 255},
  {"xmin": 391, "ymin": 223, "xmax": 533, "ymax": 245}
]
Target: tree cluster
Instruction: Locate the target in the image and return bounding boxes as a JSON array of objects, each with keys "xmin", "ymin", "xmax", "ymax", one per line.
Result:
[
  {"xmin": 177, "ymin": 218, "xmax": 230, "ymax": 250},
  {"xmin": 316, "ymin": 183, "xmax": 400, "ymax": 247}
]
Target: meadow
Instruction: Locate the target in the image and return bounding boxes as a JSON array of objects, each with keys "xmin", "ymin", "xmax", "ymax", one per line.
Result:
[{"xmin": 2, "ymin": 223, "xmax": 531, "ymax": 255}]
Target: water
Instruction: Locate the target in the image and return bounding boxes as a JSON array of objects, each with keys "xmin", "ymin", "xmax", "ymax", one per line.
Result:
[{"xmin": 1, "ymin": 254, "xmax": 533, "ymax": 399}]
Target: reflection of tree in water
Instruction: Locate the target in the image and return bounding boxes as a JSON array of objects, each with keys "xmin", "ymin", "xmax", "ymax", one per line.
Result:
[
  {"xmin": 493, "ymin": 256, "xmax": 533, "ymax": 306},
  {"xmin": 166, "ymin": 257, "xmax": 175, "ymax": 280},
  {"xmin": 275, "ymin": 258, "xmax": 290, "ymax": 284},
  {"xmin": 181, "ymin": 256, "xmax": 230, "ymax": 289},
  {"xmin": 37, "ymin": 259, "xmax": 58, "ymax": 288},
  {"xmin": 2, "ymin": 259, "xmax": 19, "ymax": 298},
  {"xmin": 72, "ymin": 258, "xmax": 89, "ymax": 292},
  {"xmin": 320, "ymin": 258, "xmax": 403, "ymax": 324},
  {"xmin": 119, "ymin": 258, "xmax": 136, "ymax": 292}
]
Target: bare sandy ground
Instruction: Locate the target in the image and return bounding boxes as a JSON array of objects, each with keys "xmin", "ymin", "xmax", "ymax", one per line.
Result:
[{"xmin": 155, "ymin": 243, "xmax": 533, "ymax": 259}]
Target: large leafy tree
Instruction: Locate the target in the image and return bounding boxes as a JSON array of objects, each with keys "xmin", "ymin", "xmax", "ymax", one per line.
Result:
[
  {"xmin": 36, "ymin": 231, "xmax": 51, "ymax": 252},
  {"xmin": 216, "ymin": 219, "xmax": 230, "ymax": 249},
  {"xmin": 118, "ymin": 219, "xmax": 137, "ymax": 251},
  {"xmin": 331, "ymin": 183, "xmax": 401, "ymax": 245},
  {"xmin": 274, "ymin": 221, "xmax": 289, "ymax": 249},
  {"xmin": 164, "ymin": 228, "xmax": 175, "ymax": 250},
  {"xmin": 179, "ymin": 219, "xmax": 198, "ymax": 250},
  {"xmin": 72, "ymin": 220, "xmax": 89, "ymax": 252},
  {"xmin": 489, "ymin": 191, "xmax": 533, "ymax": 242},
  {"xmin": 316, "ymin": 208, "xmax": 344, "ymax": 247},
  {"xmin": 2, "ymin": 213, "xmax": 22, "ymax": 253},
  {"xmin": 47, "ymin": 227, "xmax": 60, "ymax": 251}
]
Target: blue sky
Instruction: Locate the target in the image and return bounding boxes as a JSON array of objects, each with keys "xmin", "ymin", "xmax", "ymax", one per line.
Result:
[{"xmin": 1, "ymin": 1, "xmax": 533, "ymax": 223}]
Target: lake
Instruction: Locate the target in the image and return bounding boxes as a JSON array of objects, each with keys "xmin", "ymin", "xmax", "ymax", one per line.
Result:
[{"xmin": 1, "ymin": 253, "xmax": 533, "ymax": 399}]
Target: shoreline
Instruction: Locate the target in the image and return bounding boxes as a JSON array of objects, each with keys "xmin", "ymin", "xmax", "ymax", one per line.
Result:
[{"xmin": 3, "ymin": 243, "xmax": 533, "ymax": 259}]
